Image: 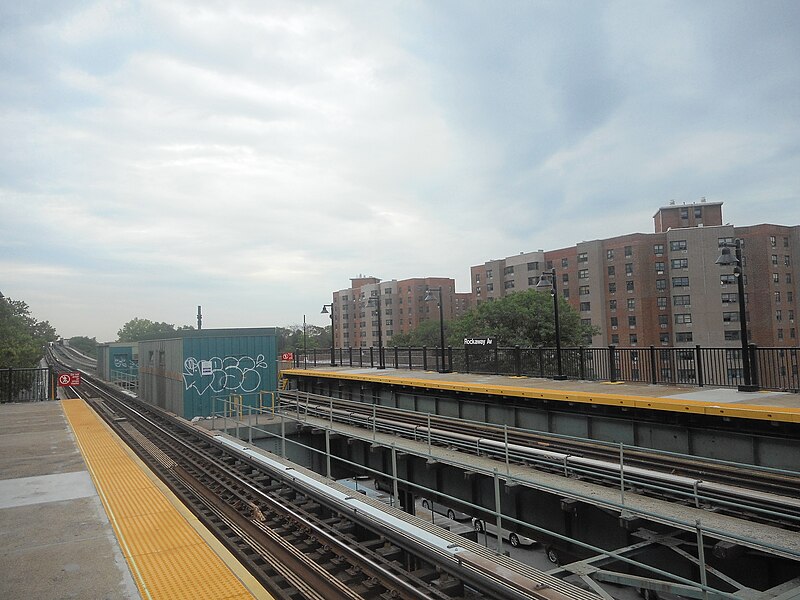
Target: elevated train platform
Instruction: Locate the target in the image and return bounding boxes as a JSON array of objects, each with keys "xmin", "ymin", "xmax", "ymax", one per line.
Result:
[{"xmin": 0, "ymin": 399, "xmax": 271, "ymax": 600}]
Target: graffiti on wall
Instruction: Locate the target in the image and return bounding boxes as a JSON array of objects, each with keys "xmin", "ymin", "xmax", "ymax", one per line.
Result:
[
  {"xmin": 183, "ymin": 355, "xmax": 269, "ymax": 395},
  {"xmin": 113, "ymin": 355, "xmax": 129, "ymax": 368}
]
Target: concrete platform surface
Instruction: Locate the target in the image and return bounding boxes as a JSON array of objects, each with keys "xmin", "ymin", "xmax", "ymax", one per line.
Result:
[{"xmin": 0, "ymin": 401, "xmax": 140, "ymax": 599}]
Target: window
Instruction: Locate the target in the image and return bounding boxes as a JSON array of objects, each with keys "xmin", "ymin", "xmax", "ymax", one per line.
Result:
[
  {"xmin": 628, "ymin": 316, "xmax": 637, "ymax": 327},
  {"xmin": 680, "ymin": 208, "xmax": 689, "ymax": 219},
  {"xmin": 776, "ymin": 310, "xmax": 783, "ymax": 322},
  {"xmin": 581, "ymin": 319, "xmax": 592, "ymax": 328},
  {"xmin": 609, "ymin": 300, "xmax": 617, "ymax": 311},
  {"xmin": 562, "ymin": 258, "xmax": 569, "ymax": 268},
  {"xmin": 724, "ymin": 330, "xmax": 741, "ymax": 341},
  {"xmin": 608, "ymin": 265, "xmax": 616, "ymax": 276},
  {"xmin": 660, "ymin": 333, "xmax": 670, "ymax": 344},
  {"xmin": 720, "ymin": 274, "xmax": 736, "ymax": 285},
  {"xmin": 578, "ymin": 269, "xmax": 588, "ymax": 279},
  {"xmin": 486, "ymin": 269, "xmax": 493, "ymax": 279},
  {"xmin": 721, "ymin": 293, "xmax": 738, "ymax": 304},
  {"xmin": 670, "ymin": 240, "xmax": 687, "ymax": 251},
  {"xmin": 654, "ymin": 243, "xmax": 664, "ymax": 255},
  {"xmin": 718, "ymin": 237, "xmax": 734, "ymax": 247},
  {"xmin": 659, "ymin": 314, "xmax": 668, "ymax": 327},
  {"xmin": 504, "ymin": 280, "xmax": 515, "ymax": 289},
  {"xmin": 609, "ymin": 282, "xmax": 616, "ymax": 293},
  {"xmin": 775, "ymin": 291, "xmax": 782, "ymax": 303},
  {"xmin": 626, "ymin": 280, "xmax": 635, "ymax": 292},
  {"xmin": 627, "ymin": 298, "xmax": 636, "ymax": 310},
  {"xmin": 785, "ymin": 255, "xmax": 791, "ymax": 266},
  {"xmin": 656, "ymin": 279, "xmax": 666, "ymax": 291},
  {"xmin": 772, "ymin": 255, "xmax": 779, "ymax": 266},
  {"xmin": 611, "ymin": 334, "xmax": 619, "ymax": 344},
  {"xmin": 629, "ymin": 334, "xmax": 638, "ymax": 345},
  {"xmin": 578, "ymin": 252, "xmax": 588, "ymax": 263},
  {"xmin": 655, "ymin": 262, "xmax": 665, "ymax": 274},
  {"xmin": 694, "ymin": 207, "xmax": 702, "ymax": 218},
  {"xmin": 527, "ymin": 277, "xmax": 536, "ymax": 286},
  {"xmin": 384, "ymin": 308, "xmax": 393, "ymax": 315},
  {"xmin": 773, "ymin": 273, "xmax": 780, "ymax": 283},
  {"xmin": 672, "ymin": 277, "xmax": 689, "ymax": 287},
  {"xmin": 787, "ymin": 273, "xmax": 793, "ymax": 284},
  {"xmin": 778, "ymin": 329, "xmax": 784, "ymax": 340},
  {"xmin": 624, "ymin": 245, "xmax": 633, "ymax": 257},
  {"xmin": 676, "ymin": 332, "xmax": 694, "ymax": 342},
  {"xmin": 527, "ymin": 261, "xmax": 539, "ymax": 271},
  {"xmin": 657, "ymin": 297, "xmax": 667, "ymax": 309},
  {"xmin": 562, "ymin": 273, "xmax": 569, "ymax": 283},
  {"xmin": 475, "ymin": 274, "xmax": 480, "ymax": 283},
  {"xmin": 784, "ymin": 237, "xmax": 790, "ymax": 248},
  {"xmin": 723, "ymin": 312, "xmax": 739, "ymax": 322},
  {"xmin": 579, "ymin": 285, "xmax": 590, "ymax": 296},
  {"xmin": 789, "ymin": 309, "xmax": 795, "ymax": 321},
  {"xmin": 789, "ymin": 291, "xmax": 794, "ymax": 303},
  {"xmin": 486, "ymin": 282, "xmax": 493, "ymax": 291},
  {"xmin": 675, "ymin": 313, "xmax": 692, "ymax": 324},
  {"xmin": 562, "ymin": 289, "xmax": 570, "ymax": 299},
  {"xmin": 770, "ymin": 235, "xmax": 777, "ymax": 247},
  {"xmin": 610, "ymin": 316, "xmax": 618, "ymax": 328},
  {"xmin": 674, "ymin": 295, "xmax": 691, "ymax": 306},
  {"xmin": 607, "ymin": 249, "xmax": 615, "ymax": 260},
  {"xmin": 671, "ymin": 258, "xmax": 688, "ymax": 269},
  {"xmin": 580, "ymin": 302, "xmax": 591, "ymax": 311},
  {"xmin": 625, "ymin": 263, "xmax": 633, "ymax": 275},
  {"xmin": 504, "ymin": 266, "xmax": 514, "ymax": 275}
]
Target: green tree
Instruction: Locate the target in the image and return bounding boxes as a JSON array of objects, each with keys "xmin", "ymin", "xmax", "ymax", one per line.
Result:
[
  {"xmin": 277, "ymin": 324, "xmax": 331, "ymax": 352},
  {"xmin": 117, "ymin": 318, "xmax": 193, "ymax": 342},
  {"xmin": 399, "ymin": 290, "xmax": 596, "ymax": 349},
  {"xmin": 389, "ymin": 320, "xmax": 448, "ymax": 347},
  {"xmin": 0, "ymin": 293, "xmax": 58, "ymax": 367},
  {"xmin": 68, "ymin": 336, "xmax": 98, "ymax": 358}
]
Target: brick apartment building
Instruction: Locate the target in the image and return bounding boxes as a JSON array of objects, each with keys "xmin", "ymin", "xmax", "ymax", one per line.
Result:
[
  {"xmin": 331, "ymin": 276, "xmax": 472, "ymax": 349},
  {"xmin": 470, "ymin": 201, "xmax": 799, "ymax": 349}
]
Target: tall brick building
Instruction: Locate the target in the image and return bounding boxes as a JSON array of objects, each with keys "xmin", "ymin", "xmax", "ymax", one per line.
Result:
[
  {"xmin": 470, "ymin": 201, "xmax": 799, "ymax": 349},
  {"xmin": 331, "ymin": 276, "xmax": 472, "ymax": 349}
]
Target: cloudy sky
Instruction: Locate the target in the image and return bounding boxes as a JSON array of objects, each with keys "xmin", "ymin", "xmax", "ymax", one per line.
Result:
[{"xmin": 1, "ymin": 1, "xmax": 798, "ymax": 342}]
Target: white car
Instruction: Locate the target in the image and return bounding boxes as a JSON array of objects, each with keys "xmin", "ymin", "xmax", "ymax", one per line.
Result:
[
  {"xmin": 336, "ymin": 477, "xmax": 394, "ymax": 506},
  {"xmin": 471, "ymin": 518, "xmax": 537, "ymax": 547},
  {"xmin": 420, "ymin": 498, "xmax": 472, "ymax": 522}
]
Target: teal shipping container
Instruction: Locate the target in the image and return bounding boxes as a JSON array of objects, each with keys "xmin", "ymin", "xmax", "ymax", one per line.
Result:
[
  {"xmin": 97, "ymin": 342, "xmax": 139, "ymax": 382},
  {"xmin": 138, "ymin": 328, "xmax": 278, "ymax": 420}
]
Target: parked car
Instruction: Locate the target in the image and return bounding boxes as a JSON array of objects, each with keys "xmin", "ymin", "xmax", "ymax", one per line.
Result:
[
  {"xmin": 471, "ymin": 518, "xmax": 537, "ymax": 547},
  {"xmin": 336, "ymin": 477, "xmax": 394, "ymax": 506},
  {"xmin": 420, "ymin": 498, "xmax": 472, "ymax": 522}
]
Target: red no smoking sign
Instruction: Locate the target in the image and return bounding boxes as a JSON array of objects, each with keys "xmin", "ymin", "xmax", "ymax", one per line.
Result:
[{"xmin": 57, "ymin": 372, "xmax": 81, "ymax": 387}]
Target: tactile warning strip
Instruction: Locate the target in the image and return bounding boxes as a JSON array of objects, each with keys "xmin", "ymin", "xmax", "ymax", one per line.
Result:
[{"xmin": 62, "ymin": 398, "xmax": 271, "ymax": 600}]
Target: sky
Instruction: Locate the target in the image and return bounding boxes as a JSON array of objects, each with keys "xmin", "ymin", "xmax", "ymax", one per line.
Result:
[{"xmin": 1, "ymin": 1, "xmax": 799, "ymax": 342}]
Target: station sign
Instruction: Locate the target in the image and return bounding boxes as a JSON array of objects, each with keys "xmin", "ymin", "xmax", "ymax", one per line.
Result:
[
  {"xmin": 463, "ymin": 337, "xmax": 496, "ymax": 347},
  {"xmin": 281, "ymin": 352, "xmax": 294, "ymax": 361},
  {"xmin": 57, "ymin": 372, "xmax": 81, "ymax": 387}
]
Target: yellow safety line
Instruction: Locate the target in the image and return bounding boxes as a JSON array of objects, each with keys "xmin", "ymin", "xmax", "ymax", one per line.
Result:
[
  {"xmin": 282, "ymin": 369, "xmax": 800, "ymax": 424},
  {"xmin": 62, "ymin": 398, "xmax": 271, "ymax": 600}
]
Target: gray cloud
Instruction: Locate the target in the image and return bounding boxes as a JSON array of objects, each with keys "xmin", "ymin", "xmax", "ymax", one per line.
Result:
[{"xmin": 1, "ymin": 1, "xmax": 798, "ymax": 341}]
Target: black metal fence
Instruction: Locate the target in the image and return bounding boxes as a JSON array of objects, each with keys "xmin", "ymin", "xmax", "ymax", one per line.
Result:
[
  {"xmin": 1, "ymin": 367, "xmax": 55, "ymax": 403},
  {"xmin": 295, "ymin": 345, "xmax": 800, "ymax": 392}
]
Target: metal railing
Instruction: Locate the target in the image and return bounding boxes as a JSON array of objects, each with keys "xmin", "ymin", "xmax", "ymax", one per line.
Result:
[
  {"xmin": 1, "ymin": 367, "xmax": 55, "ymax": 402},
  {"xmin": 294, "ymin": 344, "xmax": 800, "ymax": 391}
]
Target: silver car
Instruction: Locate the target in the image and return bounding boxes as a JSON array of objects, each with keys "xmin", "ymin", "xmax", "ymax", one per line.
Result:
[
  {"xmin": 471, "ymin": 518, "xmax": 537, "ymax": 547},
  {"xmin": 420, "ymin": 498, "xmax": 472, "ymax": 522}
]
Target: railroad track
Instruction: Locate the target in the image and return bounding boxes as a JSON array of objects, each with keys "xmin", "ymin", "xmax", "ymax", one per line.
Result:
[
  {"xmin": 49, "ymin": 351, "xmax": 594, "ymax": 600},
  {"xmin": 281, "ymin": 390, "xmax": 800, "ymax": 528}
]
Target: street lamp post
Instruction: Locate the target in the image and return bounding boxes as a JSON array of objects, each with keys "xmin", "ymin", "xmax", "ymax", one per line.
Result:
[
  {"xmin": 535, "ymin": 268, "xmax": 567, "ymax": 380},
  {"xmin": 321, "ymin": 303, "xmax": 335, "ymax": 366},
  {"xmin": 716, "ymin": 239, "xmax": 757, "ymax": 392},
  {"xmin": 424, "ymin": 287, "xmax": 451, "ymax": 373},
  {"xmin": 363, "ymin": 294, "xmax": 385, "ymax": 369}
]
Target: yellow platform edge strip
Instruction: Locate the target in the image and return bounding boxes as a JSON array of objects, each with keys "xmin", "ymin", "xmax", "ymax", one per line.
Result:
[
  {"xmin": 281, "ymin": 369, "xmax": 800, "ymax": 424},
  {"xmin": 61, "ymin": 398, "xmax": 273, "ymax": 600}
]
